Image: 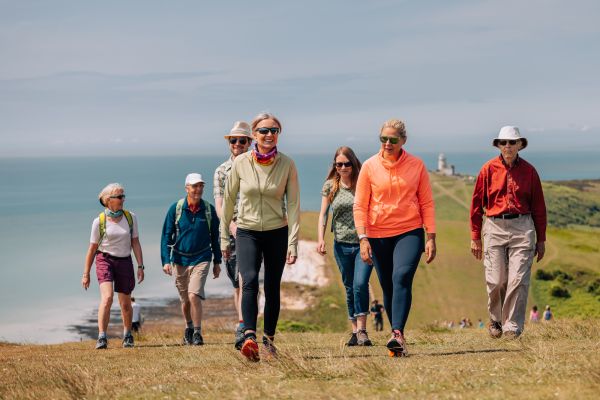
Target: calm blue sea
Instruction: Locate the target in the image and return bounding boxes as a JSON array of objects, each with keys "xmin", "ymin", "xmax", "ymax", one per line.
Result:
[{"xmin": 0, "ymin": 150, "xmax": 598, "ymax": 343}]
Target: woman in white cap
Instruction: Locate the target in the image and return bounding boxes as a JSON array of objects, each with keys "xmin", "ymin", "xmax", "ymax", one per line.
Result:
[
  {"xmin": 470, "ymin": 126, "xmax": 547, "ymax": 339},
  {"xmin": 82, "ymin": 183, "xmax": 145, "ymax": 349},
  {"xmin": 220, "ymin": 112, "xmax": 300, "ymax": 361},
  {"xmin": 213, "ymin": 121, "xmax": 252, "ymax": 349}
]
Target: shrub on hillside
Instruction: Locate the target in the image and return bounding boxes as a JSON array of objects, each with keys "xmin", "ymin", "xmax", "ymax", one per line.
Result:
[
  {"xmin": 554, "ymin": 270, "xmax": 573, "ymax": 283},
  {"xmin": 535, "ymin": 269, "xmax": 554, "ymax": 281},
  {"xmin": 550, "ymin": 284, "xmax": 571, "ymax": 298},
  {"xmin": 587, "ymin": 279, "xmax": 600, "ymax": 296}
]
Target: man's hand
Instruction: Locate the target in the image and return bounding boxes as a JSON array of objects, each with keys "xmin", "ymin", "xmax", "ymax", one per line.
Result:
[
  {"xmin": 535, "ymin": 241, "xmax": 546, "ymax": 262},
  {"xmin": 471, "ymin": 239, "xmax": 482, "ymax": 260},
  {"xmin": 213, "ymin": 263, "xmax": 221, "ymax": 279},
  {"xmin": 163, "ymin": 263, "xmax": 173, "ymax": 276}
]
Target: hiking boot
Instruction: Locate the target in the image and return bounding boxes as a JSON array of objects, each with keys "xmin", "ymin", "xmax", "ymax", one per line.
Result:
[
  {"xmin": 122, "ymin": 334, "xmax": 134, "ymax": 348},
  {"xmin": 234, "ymin": 324, "xmax": 245, "ymax": 350},
  {"xmin": 183, "ymin": 327, "xmax": 194, "ymax": 345},
  {"xmin": 192, "ymin": 330, "xmax": 204, "ymax": 346},
  {"xmin": 356, "ymin": 329, "xmax": 373, "ymax": 346},
  {"xmin": 95, "ymin": 337, "xmax": 108, "ymax": 350},
  {"xmin": 386, "ymin": 330, "xmax": 408, "ymax": 357},
  {"xmin": 346, "ymin": 332, "xmax": 358, "ymax": 346},
  {"xmin": 262, "ymin": 336, "xmax": 278, "ymax": 359},
  {"xmin": 487, "ymin": 320, "xmax": 502, "ymax": 339},
  {"xmin": 240, "ymin": 335, "xmax": 260, "ymax": 362}
]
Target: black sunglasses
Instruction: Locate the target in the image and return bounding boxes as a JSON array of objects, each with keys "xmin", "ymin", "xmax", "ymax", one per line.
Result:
[
  {"xmin": 379, "ymin": 136, "xmax": 400, "ymax": 144},
  {"xmin": 498, "ymin": 139, "xmax": 518, "ymax": 146},
  {"xmin": 229, "ymin": 137, "xmax": 249, "ymax": 145},
  {"xmin": 110, "ymin": 194, "xmax": 126, "ymax": 200},
  {"xmin": 256, "ymin": 127, "xmax": 281, "ymax": 135},
  {"xmin": 334, "ymin": 162, "xmax": 352, "ymax": 168}
]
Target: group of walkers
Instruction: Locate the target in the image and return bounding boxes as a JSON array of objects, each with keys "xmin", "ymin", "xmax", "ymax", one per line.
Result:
[{"xmin": 82, "ymin": 114, "xmax": 547, "ymax": 360}]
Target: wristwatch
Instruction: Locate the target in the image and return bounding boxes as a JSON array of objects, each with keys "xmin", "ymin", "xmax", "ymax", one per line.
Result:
[
  {"xmin": 358, "ymin": 234, "xmax": 368, "ymax": 241},
  {"xmin": 137, "ymin": 265, "xmax": 145, "ymax": 270}
]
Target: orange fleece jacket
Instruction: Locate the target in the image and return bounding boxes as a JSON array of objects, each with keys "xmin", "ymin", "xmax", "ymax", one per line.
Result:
[{"xmin": 353, "ymin": 150, "xmax": 435, "ymax": 238}]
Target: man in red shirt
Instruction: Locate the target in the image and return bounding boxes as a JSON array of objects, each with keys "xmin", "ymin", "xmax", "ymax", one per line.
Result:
[{"xmin": 470, "ymin": 126, "xmax": 547, "ymax": 339}]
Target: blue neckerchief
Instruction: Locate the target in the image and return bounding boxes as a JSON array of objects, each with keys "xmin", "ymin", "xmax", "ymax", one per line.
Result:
[{"xmin": 105, "ymin": 208, "xmax": 123, "ymax": 218}]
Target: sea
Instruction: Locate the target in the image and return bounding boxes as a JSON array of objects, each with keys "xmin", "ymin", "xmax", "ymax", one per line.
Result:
[{"xmin": 1, "ymin": 150, "xmax": 598, "ymax": 343}]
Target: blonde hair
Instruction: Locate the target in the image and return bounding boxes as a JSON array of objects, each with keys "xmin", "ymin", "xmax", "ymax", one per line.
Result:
[
  {"xmin": 251, "ymin": 112, "xmax": 282, "ymax": 132},
  {"xmin": 380, "ymin": 119, "xmax": 407, "ymax": 138},
  {"xmin": 98, "ymin": 183, "xmax": 125, "ymax": 207}
]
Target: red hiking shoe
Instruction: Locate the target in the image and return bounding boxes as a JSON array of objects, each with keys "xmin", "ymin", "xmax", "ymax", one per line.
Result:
[{"xmin": 240, "ymin": 336, "xmax": 260, "ymax": 362}]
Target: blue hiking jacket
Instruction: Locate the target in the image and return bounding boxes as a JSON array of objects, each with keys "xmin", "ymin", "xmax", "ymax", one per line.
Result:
[{"xmin": 160, "ymin": 198, "xmax": 222, "ymax": 266}]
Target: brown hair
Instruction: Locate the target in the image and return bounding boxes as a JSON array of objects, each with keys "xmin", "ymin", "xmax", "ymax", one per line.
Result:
[{"xmin": 324, "ymin": 146, "xmax": 362, "ymax": 203}]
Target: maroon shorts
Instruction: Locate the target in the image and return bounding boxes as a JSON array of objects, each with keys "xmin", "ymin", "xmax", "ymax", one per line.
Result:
[{"xmin": 95, "ymin": 252, "xmax": 135, "ymax": 295}]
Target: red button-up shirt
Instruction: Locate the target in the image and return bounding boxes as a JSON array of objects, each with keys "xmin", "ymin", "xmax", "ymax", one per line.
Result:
[{"xmin": 470, "ymin": 155, "xmax": 547, "ymax": 242}]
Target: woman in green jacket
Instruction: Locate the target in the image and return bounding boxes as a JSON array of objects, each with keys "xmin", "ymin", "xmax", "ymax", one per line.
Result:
[{"xmin": 220, "ymin": 112, "xmax": 300, "ymax": 361}]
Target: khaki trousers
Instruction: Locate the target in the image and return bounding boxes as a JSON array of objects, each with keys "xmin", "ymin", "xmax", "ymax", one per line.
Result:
[{"xmin": 483, "ymin": 214, "xmax": 536, "ymax": 334}]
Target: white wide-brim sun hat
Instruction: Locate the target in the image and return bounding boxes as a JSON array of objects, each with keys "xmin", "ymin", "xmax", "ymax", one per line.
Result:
[
  {"xmin": 224, "ymin": 121, "xmax": 252, "ymax": 139},
  {"xmin": 492, "ymin": 126, "xmax": 528, "ymax": 149}
]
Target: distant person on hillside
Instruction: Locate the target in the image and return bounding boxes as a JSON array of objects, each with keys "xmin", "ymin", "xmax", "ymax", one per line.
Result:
[
  {"xmin": 470, "ymin": 126, "xmax": 547, "ymax": 339},
  {"xmin": 530, "ymin": 305, "xmax": 540, "ymax": 323},
  {"xmin": 220, "ymin": 113, "xmax": 300, "ymax": 361},
  {"xmin": 214, "ymin": 121, "xmax": 253, "ymax": 350},
  {"xmin": 478, "ymin": 319, "xmax": 484, "ymax": 328},
  {"xmin": 543, "ymin": 305, "xmax": 553, "ymax": 321},
  {"xmin": 161, "ymin": 173, "xmax": 221, "ymax": 346},
  {"xmin": 317, "ymin": 146, "xmax": 373, "ymax": 346},
  {"xmin": 82, "ymin": 183, "xmax": 145, "ymax": 350},
  {"xmin": 131, "ymin": 297, "xmax": 142, "ymax": 333},
  {"xmin": 354, "ymin": 119, "xmax": 436, "ymax": 357},
  {"xmin": 371, "ymin": 300, "xmax": 385, "ymax": 332}
]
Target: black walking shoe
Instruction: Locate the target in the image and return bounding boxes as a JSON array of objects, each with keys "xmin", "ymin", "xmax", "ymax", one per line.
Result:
[
  {"xmin": 183, "ymin": 328, "xmax": 194, "ymax": 345},
  {"xmin": 346, "ymin": 332, "xmax": 358, "ymax": 346},
  {"xmin": 356, "ymin": 329, "xmax": 373, "ymax": 346},
  {"xmin": 122, "ymin": 334, "xmax": 134, "ymax": 348},
  {"xmin": 95, "ymin": 337, "xmax": 108, "ymax": 350},
  {"xmin": 192, "ymin": 330, "xmax": 204, "ymax": 346}
]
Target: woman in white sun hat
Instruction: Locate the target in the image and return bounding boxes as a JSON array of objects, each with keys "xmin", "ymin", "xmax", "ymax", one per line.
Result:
[{"xmin": 470, "ymin": 126, "xmax": 547, "ymax": 339}]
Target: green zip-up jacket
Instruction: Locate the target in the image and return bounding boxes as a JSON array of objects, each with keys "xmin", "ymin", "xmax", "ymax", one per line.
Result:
[{"xmin": 220, "ymin": 151, "xmax": 300, "ymax": 256}]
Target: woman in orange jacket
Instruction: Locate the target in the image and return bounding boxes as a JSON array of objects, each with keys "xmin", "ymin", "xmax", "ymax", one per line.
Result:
[{"xmin": 354, "ymin": 119, "xmax": 436, "ymax": 357}]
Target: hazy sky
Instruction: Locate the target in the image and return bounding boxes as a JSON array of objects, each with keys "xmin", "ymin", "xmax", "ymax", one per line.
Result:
[{"xmin": 1, "ymin": 0, "xmax": 599, "ymax": 157}]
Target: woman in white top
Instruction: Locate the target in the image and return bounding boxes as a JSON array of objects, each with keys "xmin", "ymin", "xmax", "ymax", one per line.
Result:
[{"xmin": 82, "ymin": 183, "xmax": 145, "ymax": 349}]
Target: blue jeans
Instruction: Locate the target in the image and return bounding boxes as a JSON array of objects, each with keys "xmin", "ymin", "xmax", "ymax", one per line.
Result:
[
  {"xmin": 369, "ymin": 228, "xmax": 424, "ymax": 332},
  {"xmin": 333, "ymin": 241, "xmax": 373, "ymax": 321}
]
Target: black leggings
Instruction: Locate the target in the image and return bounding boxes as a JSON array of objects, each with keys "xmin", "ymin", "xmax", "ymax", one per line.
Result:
[
  {"xmin": 369, "ymin": 228, "xmax": 424, "ymax": 333},
  {"xmin": 236, "ymin": 226, "xmax": 288, "ymax": 336}
]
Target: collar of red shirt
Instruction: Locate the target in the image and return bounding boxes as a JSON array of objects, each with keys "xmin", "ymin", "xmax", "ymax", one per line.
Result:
[
  {"xmin": 187, "ymin": 200, "xmax": 201, "ymax": 214},
  {"xmin": 499, "ymin": 154, "xmax": 520, "ymax": 167}
]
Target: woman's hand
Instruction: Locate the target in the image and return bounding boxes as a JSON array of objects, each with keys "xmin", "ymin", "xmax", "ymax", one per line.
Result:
[
  {"xmin": 229, "ymin": 222, "xmax": 237, "ymax": 238},
  {"xmin": 316, "ymin": 240, "xmax": 327, "ymax": 255},
  {"xmin": 137, "ymin": 268, "xmax": 145, "ymax": 284},
  {"xmin": 221, "ymin": 246, "xmax": 231, "ymax": 261},
  {"xmin": 286, "ymin": 250, "xmax": 297, "ymax": 265},
  {"xmin": 425, "ymin": 237, "xmax": 436, "ymax": 264},
  {"xmin": 82, "ymin": 273, "xmax": 90, "ymax": 290},
  {"xmin": 360, "ymin": 239, "xmax": 373, "ymax": 265}
]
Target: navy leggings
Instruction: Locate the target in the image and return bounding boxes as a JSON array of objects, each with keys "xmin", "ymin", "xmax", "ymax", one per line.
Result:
[
  {"xmin": 236, "ymin": 226, "xmax": 288, "ymax": 337},
  {"xmin": 369, "ymin": 228, "xmax": 424, "ymax": 332}
]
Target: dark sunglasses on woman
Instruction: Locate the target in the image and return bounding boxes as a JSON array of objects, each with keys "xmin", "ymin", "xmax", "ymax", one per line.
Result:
[
  {"xmin": 229, "ymin": 137, "xmax": 248, "ymax": 145},
  {"xmin": 335, "ymin": 162, "xmax": 352, "ymax": 168},
  {"xmin": 256, "ymin": 127, "xmax": 281, "ymax": 135},
  {"xmin": 109, "ymin": 194, "xmax": 126, "ymax": 200},
  {"xmin": 379, "ymin": 136, "xmax": 400, "ymax": 144}
]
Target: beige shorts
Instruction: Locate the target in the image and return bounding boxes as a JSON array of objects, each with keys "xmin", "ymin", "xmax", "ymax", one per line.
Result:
[{"xmin": 175, "ymin": 262, "xmax": 210, "ymax": 301}]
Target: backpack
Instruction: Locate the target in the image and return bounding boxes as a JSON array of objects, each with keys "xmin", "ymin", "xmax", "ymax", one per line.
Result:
[
  {"xmin": 98, "ymin": 210, "xmax": 134, "ymax": 248},
  {"xmin": 169, "ymin": 199, "xmax": 214, "ymax": 260}
]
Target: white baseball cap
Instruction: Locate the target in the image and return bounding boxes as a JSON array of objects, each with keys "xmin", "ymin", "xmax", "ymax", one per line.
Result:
[{"xmin": 185, "ymin": 173, "xmax": 204, "ymax": 185}]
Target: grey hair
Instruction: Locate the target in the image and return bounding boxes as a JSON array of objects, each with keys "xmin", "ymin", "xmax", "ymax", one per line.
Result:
[
  {"xmin": 251, "ymin": 112, "xmax": 282, "ymax": 132},
  {"xmin": 380, "ymin": 119, "xmax": 407, "ymax": 138},
  {"xmin": 98, "ymin": 183, "xmax": 125, "ymax": 207}
]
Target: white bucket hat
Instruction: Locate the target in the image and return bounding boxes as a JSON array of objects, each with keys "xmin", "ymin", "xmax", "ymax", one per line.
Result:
[
  {"xmin": 185, "ymin": 173, "xmax": 204, "ymax": 185},
  {"xmin": 493, "ymin": 126, "xmax": 528, "ymax": 150},
  {"xmin": 224, "ymin": 121, "xmax": 252, "ymax": 139}
]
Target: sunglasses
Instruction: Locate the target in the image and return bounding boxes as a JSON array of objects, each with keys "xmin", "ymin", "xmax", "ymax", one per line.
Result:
[
  {"xmin": 379, "ymin": 136, "xmax": 400, "ymax": 144},
  {"xmin": 229, "ymin": 137, "xmax": 249, "ymax": 145},
  {"xmin": 110, "ymin": 194, "xmax": 126, "ymax": 200},
  {"xmin": 256, "ymin": 127, "xmax": 281, "ymax": 135},
  {"xmin": 498, "ymin": 139, "xmax": 519, "ymax": 146},
  {"xmin": 334, "ymin": 162, "xmax": 352, "ymax": 168}
]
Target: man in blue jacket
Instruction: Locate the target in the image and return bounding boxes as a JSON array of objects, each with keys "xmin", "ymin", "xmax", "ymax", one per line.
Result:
[{"xmin": 161, "ymin": 173, "xmax": 221, "ymax": 346}]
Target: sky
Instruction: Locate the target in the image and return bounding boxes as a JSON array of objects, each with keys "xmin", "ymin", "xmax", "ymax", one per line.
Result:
[{"xmin": 1, "ymin": 0, "xmax": 599, "ymax": 157}]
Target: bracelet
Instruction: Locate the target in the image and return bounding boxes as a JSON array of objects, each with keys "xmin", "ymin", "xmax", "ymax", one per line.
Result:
[
  {"xmin": 82, "ymin": 273, "xmax": 90, "ymax": 277},
  {"xmin": 358, "ymin": 234, "xmax": 368, "ymax": 241},
  {"xmin": 137, "ymin": 265, "xmax": 145, "ymax": 270}
]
